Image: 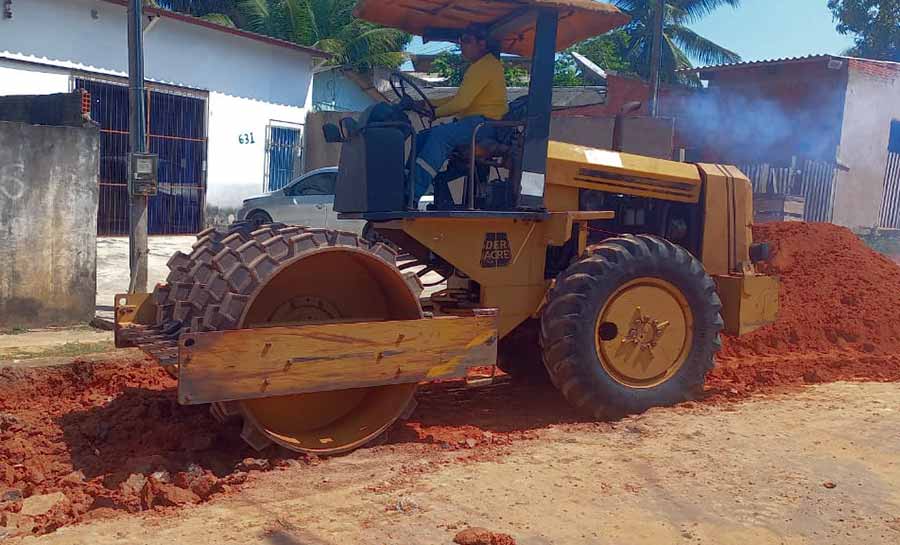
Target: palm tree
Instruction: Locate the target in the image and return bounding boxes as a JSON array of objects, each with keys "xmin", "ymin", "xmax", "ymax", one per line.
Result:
[
  {"xmin": 237, "ymin": 0, "xmax": 410, "ymax": 71},
  {"xmin": 153, "ymin": 0, "xmax": 242, "ymax": 26},
  {"xmin": 159, "ymin": 1, "xmax": 409, "ymax": 70},
  {"xmin": 612, "ymin": 0, "xmax": 743, "ymax": 84}
]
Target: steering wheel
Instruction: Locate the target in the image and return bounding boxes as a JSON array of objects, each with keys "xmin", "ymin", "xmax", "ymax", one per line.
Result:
[{"xmin": 389, "ymin": 71, "xmax": 436, "ymax": 126}]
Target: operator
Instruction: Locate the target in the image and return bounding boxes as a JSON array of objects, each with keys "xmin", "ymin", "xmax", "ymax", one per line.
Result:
[{"xmin": 412, "ymin": 24, "xmax": 508, "ymax": 205}]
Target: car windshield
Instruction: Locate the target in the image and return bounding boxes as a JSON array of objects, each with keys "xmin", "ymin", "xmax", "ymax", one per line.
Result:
[{"xmin": 285, "ymin": 172, "xmax": 336, "ymax": 196}]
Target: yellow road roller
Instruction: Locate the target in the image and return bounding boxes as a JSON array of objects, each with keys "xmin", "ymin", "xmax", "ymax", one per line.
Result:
[{"xmin": 115, "ymin": 0, "xmax": 779, "ymax": 455}]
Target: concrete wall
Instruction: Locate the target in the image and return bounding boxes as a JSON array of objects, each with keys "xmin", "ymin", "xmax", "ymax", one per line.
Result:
[
  {"xmin": 0, "ymin": 92, "xmax": 86, "ymax": 126},
  {"xmin": 550, "ymin": 115, "xmax": 675, "ymax": 159},
  {"xmin": 313, "ymin": 69, "xmax": 378, "ymax": 112},
  {"xmin": 832, "ymin": 60, "xmax": 900, "ymax": 228},
  {"xmin": 550, "ymin": 116, "xmax": 615, "ymax": 149},
  {"xmin": 304, "ymin": 111, "xmax": 348, "ymax": 172},
  {"xmin": 0, "ymin": 0, "xmax": 316, "ymax": 209},
  {"xmin": 0, "ymin": 121, "xmax": 99, "ymax": 328}
]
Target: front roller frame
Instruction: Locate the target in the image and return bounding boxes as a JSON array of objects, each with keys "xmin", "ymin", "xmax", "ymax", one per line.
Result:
[
  {"xmin": 173, "ymin": 311, "xmax": 497, "ymax": 405},
  {"xmin": 114, "ymin": 293, "xmax": 499, "ymax": 406}
]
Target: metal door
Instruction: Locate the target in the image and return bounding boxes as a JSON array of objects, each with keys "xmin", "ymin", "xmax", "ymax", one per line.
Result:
[{"xmin": 75, "ymin": 78, "xmax": 207, "ymax": 235}]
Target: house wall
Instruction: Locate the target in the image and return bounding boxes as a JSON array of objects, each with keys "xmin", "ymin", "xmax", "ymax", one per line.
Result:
[
  {"xmin": 0, "ymin": 120, "xmax": 99, "ymax": 328},
  {"xmin": 313, "ymin": 70, "xmax": 377, "ymax": 112},
  {"xmin": 832, "ymin": 60, "xmax": 900, "ymax": 227},
  {"xmin": 0, "ymin": 0, "xmax": 315, "ymax": 208},
  {"xmin": 0, "ymin": 59, "xmax": 70, "ymax": 96},
  {"xmin": 676, "ymin": 61, "xmax": 849, "ymax": 163},
  {"xmin": 206, "ymin": 93, "xmax": 308, "ymax": 206}
]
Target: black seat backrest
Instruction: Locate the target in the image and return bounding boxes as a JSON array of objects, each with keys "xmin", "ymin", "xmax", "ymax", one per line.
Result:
[
  {"xmin": 504, "ymin": 95, "xmax": 529, "ymax": 123},
  {"xmin": 494, "ymin": 95, "xmax": 528, "ymax": 145}
]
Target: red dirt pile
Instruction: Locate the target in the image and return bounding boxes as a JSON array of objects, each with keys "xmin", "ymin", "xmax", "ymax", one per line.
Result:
[
  {"xmin": 0, "ymin": 360, "xmax": 304, "ymax": 537},
  {"xmin": 454, "ymin": 527, "xmax": 517, "ymax": 545},
  {"xmin": 709, "ymin": 222, "xmax": 900, "ymax": 398}
]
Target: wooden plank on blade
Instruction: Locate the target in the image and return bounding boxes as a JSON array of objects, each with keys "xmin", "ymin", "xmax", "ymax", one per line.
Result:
[{"xmin": 177, "ymin": 313, "xmax": 498, "ymax": 405}]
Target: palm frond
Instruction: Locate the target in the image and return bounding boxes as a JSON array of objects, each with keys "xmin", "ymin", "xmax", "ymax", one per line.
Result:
[
  {"xmin": 672, "ymin": 0, "xmax": 741, "ymax": 24},
  {"xmin": 231, "ymin": 0, "xmax": 411, "ymax": 71},
  {"xmin": 237, "ymin": 0, "xmax": 270, "ymax": 33},
  {"xmin": 200, "ymin": 12, "xmax": 236, "ymax": 28},
  {"xmin": 667, "ymin": 24, "xmax": 741, "ymax": 65}
]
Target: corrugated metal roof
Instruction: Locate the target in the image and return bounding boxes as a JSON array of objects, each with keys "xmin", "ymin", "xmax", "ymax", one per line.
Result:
[
  {"xmin": 680, "ymin": 54, "xmax": 900, "ymax": 75},
  {"xmin": 677, "ymin": 55, "xmax": 836, "ymax": 74}
]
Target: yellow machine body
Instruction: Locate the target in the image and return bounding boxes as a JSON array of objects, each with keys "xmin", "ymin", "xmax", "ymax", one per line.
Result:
[
  {"xmin": 377, "ymin": 142, "xmax": 779, "ymax": 339},
  {"xmin": 117, "ymin": 142, "xmax": 778, "ymax": 364}
]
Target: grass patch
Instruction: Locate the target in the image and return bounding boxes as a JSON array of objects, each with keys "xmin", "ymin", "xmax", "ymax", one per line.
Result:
[
  {"xmin": 0, "ymin": 341, "xmax": 115, "ymax": 361},
  {"xmin": 0, "ymin": 327, "xmax": 28, "ymax": 335}
]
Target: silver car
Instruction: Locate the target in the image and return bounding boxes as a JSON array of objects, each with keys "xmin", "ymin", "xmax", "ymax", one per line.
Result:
[
  {"xmin": 237, "ymin": 167, "xmax": 367, "ymax": 235},
  {"xmin": 237, "ymin": 167, "xmax": 432, "ymax": 237}
]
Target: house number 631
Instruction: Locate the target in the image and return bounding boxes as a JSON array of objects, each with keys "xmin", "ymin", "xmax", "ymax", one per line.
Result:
[{"xmin": 238, "ymin": 132, "xmax": 256, "ymax": 144}]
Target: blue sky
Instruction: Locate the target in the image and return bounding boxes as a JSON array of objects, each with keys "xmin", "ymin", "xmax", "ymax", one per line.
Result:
[
  {"xmin": 691, "ymin": 0, "xmax": 854, "ymax": 62},
  {"xmin": 407, "ymin": 0, "xmax": 856, "ymax": 64}
]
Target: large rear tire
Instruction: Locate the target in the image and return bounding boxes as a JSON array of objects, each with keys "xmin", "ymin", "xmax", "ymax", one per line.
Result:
[{"xmin": 540, "ymin": 234, "xmax": 723, "ymax": 417}]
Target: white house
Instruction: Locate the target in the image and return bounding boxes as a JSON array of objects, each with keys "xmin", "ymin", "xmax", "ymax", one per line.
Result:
[{"xmin": 0, "ymin": 0, "xmax": 326, "ymax": 234}]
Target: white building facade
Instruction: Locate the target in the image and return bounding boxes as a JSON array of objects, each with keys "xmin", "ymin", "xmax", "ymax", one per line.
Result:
[{"xmin": 0, "ymin": 0, "xmax": 324, "ymax": 233}]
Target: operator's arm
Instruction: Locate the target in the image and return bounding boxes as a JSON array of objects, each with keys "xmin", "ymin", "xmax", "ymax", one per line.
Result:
[{"xmin": 434, "ymin": 60, "xmax": 491, "ymax": 118}]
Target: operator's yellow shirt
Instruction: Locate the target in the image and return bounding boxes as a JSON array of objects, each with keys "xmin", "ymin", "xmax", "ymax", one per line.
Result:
[{"xmin": 434, "ymin": 53, "xmax": 508, "ymax": 120}]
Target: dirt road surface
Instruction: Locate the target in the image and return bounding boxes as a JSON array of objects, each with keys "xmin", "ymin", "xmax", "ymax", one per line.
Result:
[{"xmin": 17, "ymin": 381, "xmax": 899, "ymax": 545}]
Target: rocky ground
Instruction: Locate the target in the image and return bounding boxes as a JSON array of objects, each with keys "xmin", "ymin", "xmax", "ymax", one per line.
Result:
[{"xmin": 1, "ymin": 373, "xmax": 897, "ymax": 545}]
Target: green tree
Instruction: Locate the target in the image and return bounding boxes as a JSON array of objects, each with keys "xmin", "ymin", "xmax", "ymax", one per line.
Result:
[
  {"xmin": 553, "ymin": 54, "xmax": 583, "ymax": 86},
  {"xmin": 828, "ymin": 0, "xmax": 900, "ymax": 61},
  {"xmin": 430, "ymin": 51, "xmax": 530, "ymax": 87},
  {"xmin": 607, "ymin": 0, "xmax": 743, "ymax": 84},
  {"xmin": 162, "ymin": 0, "xmax": 410, "ymax": 71},
  {"xmin": 153, "ymin": 0, "xmax": 242, "ymax": 26},
  {"xmin": 570, "ymin": 29, "xmax": 634, "ymax": 75},
  {"xmin": 241, "ymin": 0, "xmax": 410, "ymax": 71}
]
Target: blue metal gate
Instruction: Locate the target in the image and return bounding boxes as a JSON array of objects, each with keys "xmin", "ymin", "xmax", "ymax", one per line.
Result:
[
  {"xmin": 75, "ymin": 78, "xmax": 207, "ymax": 235},
  {"xmin": 265, "ymin": 124, "xmax": 303, "ymax": 191}
]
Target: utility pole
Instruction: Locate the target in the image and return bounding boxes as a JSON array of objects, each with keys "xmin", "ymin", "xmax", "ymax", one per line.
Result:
[
  {"xmin": 647, "ymin": 0, "xmax": 665, "ymax": 118},
  {"xmin": 127, "ymin": 0, "xmax": 148, "ymax": 293}
]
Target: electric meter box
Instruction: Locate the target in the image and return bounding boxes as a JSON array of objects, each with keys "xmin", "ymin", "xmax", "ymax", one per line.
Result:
[{"xmin": 129, "ymin": 153, "xmax": 159, "ymax": 196}]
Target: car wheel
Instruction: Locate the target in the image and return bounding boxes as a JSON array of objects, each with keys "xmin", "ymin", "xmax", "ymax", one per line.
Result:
[{"xmin": 247, "ymin": 210, "xmax": 273, "ymax": 228}]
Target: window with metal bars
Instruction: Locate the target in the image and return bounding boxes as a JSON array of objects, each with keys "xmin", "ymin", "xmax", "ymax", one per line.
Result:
[{"xmin": 264, "ymin": 123, "xmax": 304, "ymax": 192}]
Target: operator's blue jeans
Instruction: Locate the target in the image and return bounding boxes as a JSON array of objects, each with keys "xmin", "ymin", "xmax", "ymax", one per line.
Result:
[{"xmin": 413, "ymin": 116, "xmax": 494, "ymax": 205}]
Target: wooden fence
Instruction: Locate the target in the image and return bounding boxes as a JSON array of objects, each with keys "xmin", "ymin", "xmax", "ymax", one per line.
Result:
[
  {"xmin": 879, "ymin": 152, "xmax": 900, "ymax": 228},
  {"xmin": 738, "ymin": 157, "xmax": 837, "ymax": 222}
]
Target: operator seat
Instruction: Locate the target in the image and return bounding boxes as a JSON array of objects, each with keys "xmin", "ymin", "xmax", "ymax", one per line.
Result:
[{"xmin": 431, "ymin": 96, "xmax": 529, "ymax": 210}]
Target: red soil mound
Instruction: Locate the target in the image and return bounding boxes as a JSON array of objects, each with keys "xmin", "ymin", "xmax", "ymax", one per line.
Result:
[
  {"xmin": 709, "ymin": 222, "xmax": 900, "ymax": 398},
  {"xmin": 0, "ymin": 361, "xmax": 304, "ymax": 536}
]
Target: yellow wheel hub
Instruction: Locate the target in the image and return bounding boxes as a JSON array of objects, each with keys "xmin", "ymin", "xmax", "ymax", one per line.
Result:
[{"xmin": 595, "ymin": 278, "xmax": 693, "ymax": 388}]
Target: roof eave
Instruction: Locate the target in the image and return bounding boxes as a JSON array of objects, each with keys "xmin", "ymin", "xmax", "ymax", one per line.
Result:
[
  {"xmin": 100, "ymin": 0, "xmax": 332, "ymax": 59},
  {"xmin": 678, "ymin": 55, "xmax": 840, "ymax": 78}
]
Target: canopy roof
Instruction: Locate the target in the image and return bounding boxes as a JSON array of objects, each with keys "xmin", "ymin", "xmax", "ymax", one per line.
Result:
[{"xmin": 354, "ymin": 0, "xmax": 630, "ymax": 57}]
